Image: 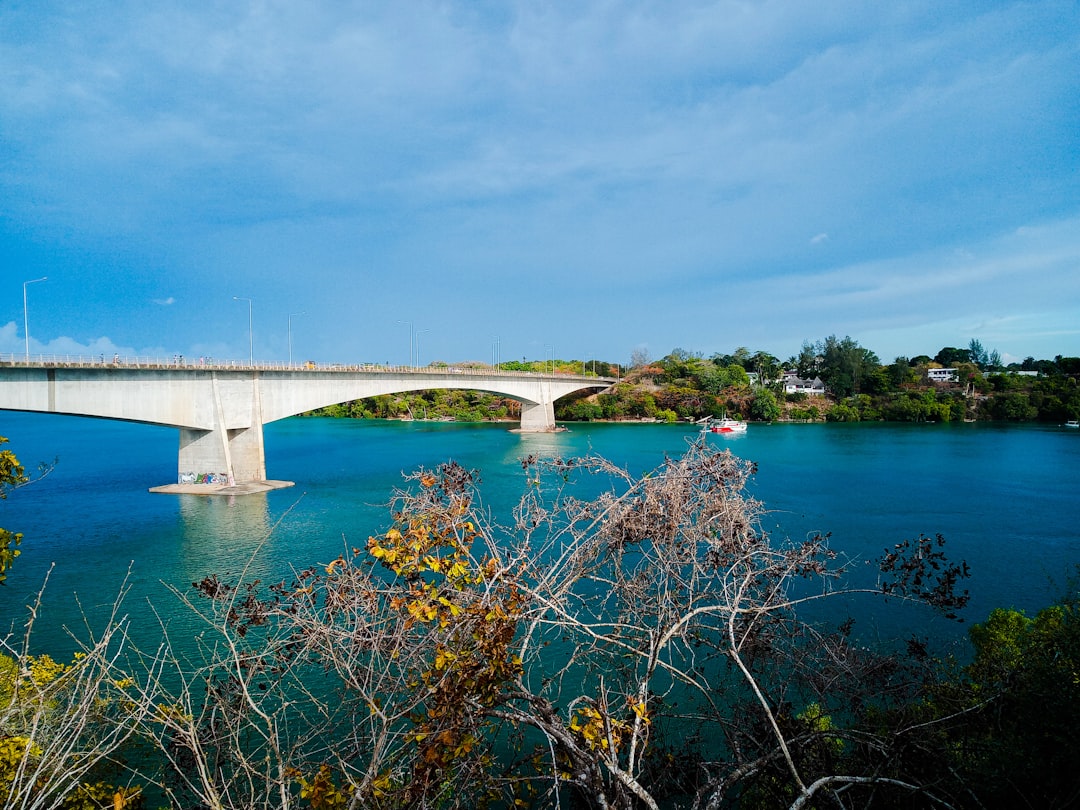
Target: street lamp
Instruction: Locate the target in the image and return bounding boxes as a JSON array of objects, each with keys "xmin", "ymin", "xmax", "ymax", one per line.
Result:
[
  {"xmin": 492, "ymin": 335, "xmax": 500, "ymax": 371},
  {"xmin": 23, "ymin": 276, "xmax": 47, "ymax": 362},
  {"xmin": 233, "ymin": 296, "xmax": 253, "ymax": 366},
  {"xmin": 415, "ymin": 329, "xmax": 429, "ymax": 369},
  {"xmin": 544, "ymin": 343, "xmax": 554, "ymax": 376},
  {"xmin": 288, "ymin": 311, "xmax": 305, "ymax": 367},
  {"xmin": 397, "ymin": 320, "xmax": 413, "ymax": 367}
]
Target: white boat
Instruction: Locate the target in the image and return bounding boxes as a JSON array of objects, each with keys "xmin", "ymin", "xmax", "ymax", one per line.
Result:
[
  {"xmin": 1066, "ymin": 420, "xmax": 1079, "ymax": 428},
  {"xmin": 701, "ymin": 417, "xmax": 748, "ymax": 434}
]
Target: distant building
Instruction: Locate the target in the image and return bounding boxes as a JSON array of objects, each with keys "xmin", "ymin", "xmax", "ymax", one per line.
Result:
[
  {"xmin": 782, "ymin": 372, "xmax": 826, "ymax": 395},
  {"xmin": 927, "ymin": 368, "xmax": 958, "ymax": 382}
]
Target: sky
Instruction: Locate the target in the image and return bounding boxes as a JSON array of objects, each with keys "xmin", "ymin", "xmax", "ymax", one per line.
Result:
[{"xmin": 2, "ymin": 1, "xmax": 1078, "ymax": 369}]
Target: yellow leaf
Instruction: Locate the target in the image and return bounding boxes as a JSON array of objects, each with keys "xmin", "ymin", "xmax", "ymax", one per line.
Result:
[{"xmin": 325, "ymin": 556, "xmax": 345, "ymax": 575}]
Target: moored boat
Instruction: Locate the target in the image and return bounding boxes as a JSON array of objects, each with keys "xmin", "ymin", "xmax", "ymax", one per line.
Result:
[{"xmin": 701, "ymin": 417, "xmax": 748, "ymax": 434}]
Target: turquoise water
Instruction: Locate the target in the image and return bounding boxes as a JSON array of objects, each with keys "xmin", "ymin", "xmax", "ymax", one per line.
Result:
[{"xmin": 1, "ymin": 413, "xmax": 1079, "ymax": 656}]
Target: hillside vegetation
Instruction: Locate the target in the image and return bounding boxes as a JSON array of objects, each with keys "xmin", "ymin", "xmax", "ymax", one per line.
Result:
[{"xmin": 313, "ymin": 338, "xmax": 1080, "ymax": 425}]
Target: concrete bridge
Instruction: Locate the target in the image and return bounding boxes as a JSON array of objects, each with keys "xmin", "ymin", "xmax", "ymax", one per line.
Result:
[{"xmin": 0, "ymin": 357, "xmax": 614, "ymax": 489}]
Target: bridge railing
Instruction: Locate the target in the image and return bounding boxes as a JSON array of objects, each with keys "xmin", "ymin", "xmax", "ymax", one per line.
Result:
[{"xmin": 0, "ymin": 353, "xmax": 615, "ymax": 380}]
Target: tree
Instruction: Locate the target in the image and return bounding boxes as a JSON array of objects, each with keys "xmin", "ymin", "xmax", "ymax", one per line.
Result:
[
  {"xmin": 887, "ymin": 357, "xmax": 918, "ymax": 389},
  {"xmin": 0, "ymin": 591, "xmax": 144, "ymax": 809},
  {"xmin": 630, "ymin": 346, "xmax": 652, "ymax": 369},
  {"xmin": 127, "ymin": 444, "xmax": 971, "ymax": 809},
  {"xmin": 795, "ymin": 341, "xmax": 819, "ymax": 379},
  {"xmin": 967, "ymin": 338, "xmax": 992, "ymax": 370},
  {"xmin": 818, "ymin": 335, "xmax": 879, "ymax": 399},
  {"xmin": 0, "ymin": 438, "xmax": 144, "ymax": 808},
  {"xmin": 0, "ymin": 437, "xmax": 29, "ymax": 585},
  {"xmin": 749, "ymin": 388, "xmax": 781, "ymax": 421},
  {"xmin": 934, "ymin": 347, "xmax": 971, "ymax": 367},
  {"xmin": 749, "ymin": 351, "xmax": 780, "ymax": 384},
  {"xmin": 927, "ymin": 590, "xmax": 1080, "ymax": 808}
]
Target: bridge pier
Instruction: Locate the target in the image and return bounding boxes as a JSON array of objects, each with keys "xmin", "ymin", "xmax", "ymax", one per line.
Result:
[
  {"xmin": 178, "ymin": 425, "xmax": 266, "ymax": 484},
  {"xmin": 519, "ymin": 400, "xmax": 557, "ymax": 432},
  {"xmin": 176, "ymin": 372, "xmax": 267, "ymax": 484}
]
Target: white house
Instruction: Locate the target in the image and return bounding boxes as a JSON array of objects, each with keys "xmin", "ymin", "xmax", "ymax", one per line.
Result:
[
  {"xmin": 783, "ymin": 373, "xmax": 826, "ymax": 395},
  {"xmin": 926, "ymin": 368, "xmax": 958, "ymax": 382}
]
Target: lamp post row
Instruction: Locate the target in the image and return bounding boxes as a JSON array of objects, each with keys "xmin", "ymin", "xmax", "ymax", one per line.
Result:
[{"xmin": 19, "ymin": 283, "xmax": 592, "ymax": 375}]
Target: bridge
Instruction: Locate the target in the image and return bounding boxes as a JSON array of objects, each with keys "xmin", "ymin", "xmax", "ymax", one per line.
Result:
[{"xmin": 0, "ymin": 356, "xmax": 615, "ymax": 490}]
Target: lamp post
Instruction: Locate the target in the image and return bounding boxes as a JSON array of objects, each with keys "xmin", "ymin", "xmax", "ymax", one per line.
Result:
[
  {"xmin": 397, "ymin": 320, "xmax": 414, "ymax": 367},
  {"xmin": 23, "ymin": 277, "xmax": 47, "ymax": 363},
  {"xmin": 233, "ymin": 296, "xmax": 253, "ymax": 366},
  {"xmin": 544, "ymin": 343, "xmax": 554, "ymax": 376},
  {"xmin": 415, "ymin": 329, "xmax": 429, "ymax": 369},
  {"xmin": 288, "ymin": 311, "xmax": 305, "ymax": 367},
  {"xmin": 492, "ymin": 335, "xmax": 500, "ymax": 371}
]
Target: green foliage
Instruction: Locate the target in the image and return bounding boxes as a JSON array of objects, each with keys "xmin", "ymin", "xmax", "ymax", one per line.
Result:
[
  {"xmin": 748, "ymin": 388, "xmax": 780, "ymax": 422},
  {"xmin": 817, "ymin": 335, "xmax": 880, "ymax": 398},
  {"xmin": 985, "ymin": 391, "xmax": 1039, "ymax": 421},
  {"xmin": 887, "ymin": 356, "xmax": 918, "ymax": 388},
  {"xmin": 825, "ymin": 403, "xmax": 860, "ymax": 422},
  {"xmin": 59, "ymin": 783, "xmax": 144, "ymax": 809},
  {"xmin": 306, "ymin": 348, "xmax": 1080, "ymax": 425},
  {"xmin": 0, "ymin": 436, "xmax": 29, "ymax": 584},
  {"xmin": 935, "ymin": 346, "xmax": 971, "ymax": 366},
  {"xmin": 880, "ymin": 390, "xmax": 958, "ymax": 422},
  {"xmin": 0, "ymin": 651, "xmax": 143, "ymax": 808},
  {"xmin": 0, "ymin": 438, "xmax": 27, "ymax": 496},
  {"xmin": 556, "ymin": 398, "xmax": 603, "ymax": 421},
  {"xmin": 0, "ymin": 526, "xmax": 21, "ymax": 586},
  {"xmin": 311, "ymin": 389, "xmax": 520, "ymax": 423},
  {"xmin": 944, "ymin": 596, "xmax": 1080, "ymax": 807}
]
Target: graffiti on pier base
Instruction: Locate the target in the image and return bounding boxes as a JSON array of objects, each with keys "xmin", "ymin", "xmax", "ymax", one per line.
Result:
[{"xmin": 178, "ymin": 472, "xmax": 235, "ymax": 486}]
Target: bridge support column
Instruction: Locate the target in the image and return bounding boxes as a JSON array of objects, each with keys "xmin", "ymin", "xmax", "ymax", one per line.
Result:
[
  {"xmin": 176, "ymin": 372, "xmax": 267, "ymax": 484},
  {"xmin": 519, "ymin": 400, "xmax": 557, "ymax": 432},
  {"xmin": 178, "ymin": 425, "xmax": 266, "ymax": 484}
]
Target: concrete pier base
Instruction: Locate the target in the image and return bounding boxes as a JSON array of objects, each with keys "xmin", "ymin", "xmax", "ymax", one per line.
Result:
[{"xmin": 149, "ymin": 480, "xmax": 294, "ymax": 496}]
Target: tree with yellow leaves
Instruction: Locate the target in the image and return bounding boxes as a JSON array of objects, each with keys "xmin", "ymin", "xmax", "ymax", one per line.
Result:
[{"xmin": 118, "ymin": 439, "xmax": 970, "ymax": 809}]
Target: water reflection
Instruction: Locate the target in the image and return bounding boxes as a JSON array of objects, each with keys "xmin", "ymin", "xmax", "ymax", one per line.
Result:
[
  {"xmin": 511, "ymin": 430, "xmax": 576, "ymax": 462},
  {"xmin": 177, "ymin": 493, "xmax": 277, "ymax": 584}
]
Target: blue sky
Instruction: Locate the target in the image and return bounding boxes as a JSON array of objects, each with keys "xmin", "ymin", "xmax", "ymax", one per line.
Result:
[{"xmin": 2, "ymin": 1, "xmax": 1078, "ymax": 368}]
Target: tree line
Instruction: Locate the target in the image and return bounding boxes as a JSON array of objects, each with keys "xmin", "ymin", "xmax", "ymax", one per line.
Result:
[
  {"xmin": 558, "ymin": 337, "xmax": 1080, "ymax": 425},
  {"xmin": 307, "ymin": 338, "xmax": 1080, "ymax": 426}
]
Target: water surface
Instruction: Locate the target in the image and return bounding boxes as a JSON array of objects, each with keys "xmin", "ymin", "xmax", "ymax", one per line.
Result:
[{"xmin": 1, "ymin": 413, "xmax": 1078, "ymax": 656}]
